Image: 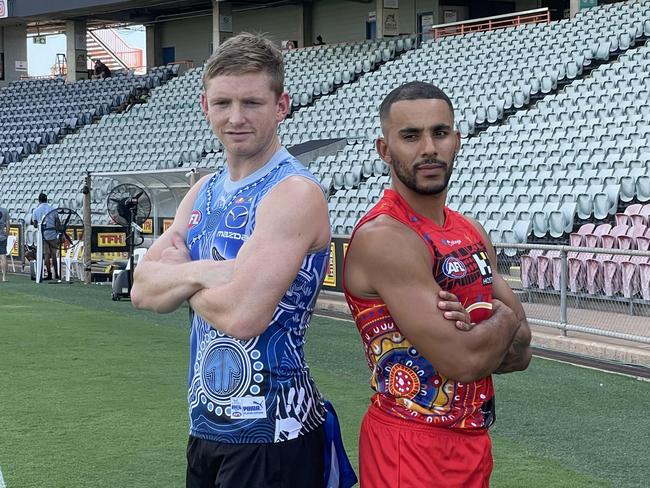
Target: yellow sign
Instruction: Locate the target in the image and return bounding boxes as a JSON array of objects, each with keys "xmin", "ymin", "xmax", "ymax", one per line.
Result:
[
  {"xmin": 9, "ymin": 226, "xmax": 20, "ymax": 257},
  {"xmin": 323, "ymin": 242, "xmax": 336, "ymax": 287},
  {"xmin": 91, "ymin": 251, "xmax": 128, "ymax": 260},
  {"xmin": 142, "ymin": 218, "xmax": 153, "ymax": 234},
  {"xmin": 162, "ymin": 219, "xmax": 174, "ymax": 233},
  {"xmin": 97, "ymin": 232, "xmax": 126, "ymax": 247},
  {"xmin": 343, "ymin": 242, "xmax": 349, "ymax": 257}
]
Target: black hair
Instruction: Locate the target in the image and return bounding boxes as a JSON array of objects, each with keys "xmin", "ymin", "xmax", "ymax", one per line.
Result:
[{"xmin": 379, "ymin": 81, "xmax": 454, "ymax": 127}]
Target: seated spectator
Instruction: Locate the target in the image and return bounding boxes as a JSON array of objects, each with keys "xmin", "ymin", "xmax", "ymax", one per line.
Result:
[
  {"xmin": 314, "ymin": 35, "xmax": 326, "ymax": 46},
  {"xmin": 93, "ymin": 59, "xmax": 111, "ymax": 79}
]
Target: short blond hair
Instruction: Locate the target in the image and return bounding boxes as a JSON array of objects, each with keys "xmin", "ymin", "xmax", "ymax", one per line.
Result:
[{"xmin": 202, "ymin": 32, "xmax": 284, "ymax": 95}]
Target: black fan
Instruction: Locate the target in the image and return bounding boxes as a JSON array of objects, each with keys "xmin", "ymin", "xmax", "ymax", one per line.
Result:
[
  {"xmin": 39, "ymin": 207, "xmax": 84, "ymax": 283},
  {"xmin": 106, "ymin": 184, "xmax": 151, "ymax": 298},
  {"xmin": 107, "ymin": 184, "xmax": 152, "ymax": 232}
]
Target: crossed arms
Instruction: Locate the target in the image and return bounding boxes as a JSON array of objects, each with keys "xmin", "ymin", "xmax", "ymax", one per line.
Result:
[
  {"xmin": 344, "ymin": 215, "xmax": 531, "ymax": 383},
  {"xmin": 131, "ymin": 174, "xmax": 331, "ymax": 340}
]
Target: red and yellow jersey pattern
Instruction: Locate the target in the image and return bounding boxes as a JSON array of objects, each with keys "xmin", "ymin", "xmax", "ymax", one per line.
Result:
[{"xmin": 344, "ymin": 189, "xmax": 496, "ymax": 431}]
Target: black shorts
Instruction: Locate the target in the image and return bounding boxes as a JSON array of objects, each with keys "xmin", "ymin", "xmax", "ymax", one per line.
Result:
[
  {"xmin": 0, "ymin": 238, "xmax": 6, "ymax": 255},
  {"xmin": 186, "ymin": 424, "xmax": 325, "ymax": 488}
]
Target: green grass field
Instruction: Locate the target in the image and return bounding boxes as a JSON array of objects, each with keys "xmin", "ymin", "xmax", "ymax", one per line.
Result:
[{"xmin": 1, "ymin": 275, "xmax": 648, "ymax": 487}]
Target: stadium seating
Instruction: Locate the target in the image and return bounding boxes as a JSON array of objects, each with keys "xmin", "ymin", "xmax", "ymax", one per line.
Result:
[
  {"xmin": 284, "ymin": 37, "xmax": 414, "ymax": 108},
  {"xmin": 0, "ymin": 69, "xmax": 171, "ymax": 166},
  {"xmin": 0, "ymin": 0, "xmax": 649, "ymax": 258},
  {"xmin": 0, "ymin": 67, "xmax": 178, "ymax": 222}
]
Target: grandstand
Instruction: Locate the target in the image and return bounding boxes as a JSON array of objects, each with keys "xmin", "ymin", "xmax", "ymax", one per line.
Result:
[{"xmin": 1, "ymin": 1, "xmax": 649, "ymax": 340}]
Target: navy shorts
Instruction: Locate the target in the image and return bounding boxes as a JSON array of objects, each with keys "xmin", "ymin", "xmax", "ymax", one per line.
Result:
[{"xmin": 186, "ymin": 424, "xmax": 325, "ymax": 488}]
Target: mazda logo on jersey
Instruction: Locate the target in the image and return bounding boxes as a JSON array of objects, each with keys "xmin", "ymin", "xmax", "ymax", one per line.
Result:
[
  {"xmin": 188, "ymin": 210, "xmax": 203, "ymax": 229},
  {"xmin": 472, "ymin": 251, "xmax": 493, "ymax": 285},
  {"xmin": 225, "ymin": 206, "xmax": 249, "ymax": 229},
  {"xmin": 442, "ymin": 256, "xmax": 467, "ymax": 279}
]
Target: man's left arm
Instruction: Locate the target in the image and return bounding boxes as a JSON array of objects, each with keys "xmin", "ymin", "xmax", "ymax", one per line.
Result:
[
  {"xmin": 470, "ymin": 219, "xmax": 532, "ymax": 374},
  {"xmin": 188, "ymin": 177, "xmax": 330, "ymax": 340}
]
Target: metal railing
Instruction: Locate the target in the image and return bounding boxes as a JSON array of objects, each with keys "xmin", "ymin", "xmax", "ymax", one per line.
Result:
[
  {"xmin": 431, "ymin": 8, "xmax": 551, "ymax": 39},
  {"xmin": 88, "ymin": 28, "xmax": 143, "ymax": 70},
  {"xmin": 494, "ymin": 242, "xmax": 650, "ymax": 344}
]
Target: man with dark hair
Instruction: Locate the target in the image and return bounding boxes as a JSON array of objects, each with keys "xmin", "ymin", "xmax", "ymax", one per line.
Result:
[
  {"xmin": 32, "ymin": 193, "xmax": 60, "ymax": 281},
  {"xmin": 93, "ymin": 59, "xmax": 111, "ymax": 79},
  {"xmin": 131, "ymin": 33, "xmax": 355, "ymax": 488},
  {"xmin": 343, "ymin": 81, "xmax": 532, "ymax": 486}
]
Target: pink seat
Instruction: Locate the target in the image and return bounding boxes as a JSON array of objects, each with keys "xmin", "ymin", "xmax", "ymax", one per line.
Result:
[
  {"xmin": 584, "ymin": 224, "xmax": 612, "ymax": 248},
  {"xmin": 537, "ymin": 250, "xmax": 560, "ymax": 290},
  {"xmin": 631, "ymin": 204, "xmax": 650, "ymax": 227},
  {"xmin": 603, "ymin": 255, "xmax": 628, "ymax": 296},
  {"xmin": 568, "ymin": 252, "xmax": 592, "ymax": 292},
  {"xmin": 601, "ymin": 224, "xmax": 629, "ymax": 249},
  {"xmin": 615, "ymin": 203, "xmax": 642, "ymax": 226},
  {"xmin": 639, "ymin": 260, "xmax": 650, "ymax": 300},
  {"xmin": 520, "ymin": 249, "xmax": 544, "ymax": 289},
  {"xmin": 569, "ymin": 223, "xmax": 595, "ymax": 247},
  {"xmin": 637, "ymin": 228, "xmax": 650, "ymax": 251},
  {"xmin": 618, "ymin": 225, "xmax": 647, "ymax": 250},
  {"xmin": 621, "ymin": 256, "xmax": 649, "ymax": 298},
  {"xmin": 586, "ymin": 253, "xmax": 611, "ymax": 294}
]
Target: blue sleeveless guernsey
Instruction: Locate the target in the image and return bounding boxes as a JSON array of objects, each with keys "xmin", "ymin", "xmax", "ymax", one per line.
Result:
[{"xmin": 185, "ymin": 147, "xmax": 329, "ymax": 444}]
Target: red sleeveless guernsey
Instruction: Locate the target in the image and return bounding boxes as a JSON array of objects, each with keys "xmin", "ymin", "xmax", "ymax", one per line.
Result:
[{"xmin": 344, "ymin": 189, "xmax": 496, "ymax": 431}]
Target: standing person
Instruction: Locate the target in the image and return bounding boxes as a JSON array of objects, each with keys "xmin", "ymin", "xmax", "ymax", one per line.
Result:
[
  {"xmin": 343, "ymin": 81, "xmax": 532, "ymax": 487},
  {"xmin": 0, "ymin": 205, "xmax": 10, "ymax": 282},
  {"xmin": 32, "ymin": 193, "xmax": 60, "ymax": 281},
  {"xmin": 131, "ymin": 33, "xmax": 355, "ymax": 488}
]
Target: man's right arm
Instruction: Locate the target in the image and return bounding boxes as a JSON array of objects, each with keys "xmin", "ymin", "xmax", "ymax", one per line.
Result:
[
  {"xmin": 345, "ymin": 217, "xmax": 519, "ymax": 383},
  {"xmin": 130, "ymin": 175, "xmax": 234, "ymax": 313}
]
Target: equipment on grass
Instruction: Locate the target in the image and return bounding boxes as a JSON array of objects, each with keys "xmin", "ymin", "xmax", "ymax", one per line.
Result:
[
  {"xmin": 37, "ymin": 207, "xmax": 83, "ymax": 283},
  {"xmin": 106, "ymin": 184, "xmax": 151, "ymax": 300}
]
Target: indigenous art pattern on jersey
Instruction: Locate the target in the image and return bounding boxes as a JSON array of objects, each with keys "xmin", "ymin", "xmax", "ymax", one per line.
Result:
[
  {"xmin": 186, "ymin": 148, "xmax": 328, "ymax": 443},
  {"xmin": 344, "ymin": 189, "xmax": 495, "ymax": 430}
]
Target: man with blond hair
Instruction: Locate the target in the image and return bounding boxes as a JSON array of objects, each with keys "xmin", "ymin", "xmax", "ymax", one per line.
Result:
[{"xmin": 131, "ymin": 33, "xmax": 357, "ymax": 487}]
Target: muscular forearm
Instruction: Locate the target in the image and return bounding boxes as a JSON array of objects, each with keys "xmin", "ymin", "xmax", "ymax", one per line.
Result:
[
  {"xmin": 494, "ymin": 319, "xmax": 532, "ymax": 374},
  {"xmin": 131, "ymin": 260, "xmax": 233, "ymax": 313},
  {"xmin": 454, "ymin": 305, "xmax": 520, "ymax": 382},
  {"xmin": 189, "ymin": 287, "xmax": 265, "ymax": 340}
]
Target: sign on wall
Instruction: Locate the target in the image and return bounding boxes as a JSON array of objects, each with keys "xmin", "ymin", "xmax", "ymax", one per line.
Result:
[
  {"xmin": 91, "ymin": 226, "xmax": 128, "ymax": 253},
  {"xmin": 0, "ymin": 0, "xmax": 8, "ymax": 19},
  {"xmin": 383, "ymin": 9, "xmax": 399, "ymax": 36}
]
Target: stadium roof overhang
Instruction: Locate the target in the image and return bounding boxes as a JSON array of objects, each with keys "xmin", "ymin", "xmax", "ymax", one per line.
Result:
[
  {"xmin": 1, "ymin": 0, "xmax": 313, "ymax": 36},
  {"xmin": 89, "ymin": 167, "xmax": 214, "ymax": 237}
]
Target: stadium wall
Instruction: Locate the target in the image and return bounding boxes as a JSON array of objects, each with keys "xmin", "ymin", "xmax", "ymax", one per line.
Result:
[
  {"xmin": 158, "ymin": 15, "xmax": 212, "ymax": 67},
  {"xmin": 0, "ymin": 24, "xmax": 27, "ymax": 85},
  {"xmin": 312, "ymin": 0, "xmax": 375, "ymax": 43},
  {"xmin": 234, "ymin": 5, "xmax": 304, "ymax": 47}
]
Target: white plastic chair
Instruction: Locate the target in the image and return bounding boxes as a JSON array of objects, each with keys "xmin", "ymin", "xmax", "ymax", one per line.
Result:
[
  {"xmin": 5, "ymin": 235, "xmax": 16, "ymax": 272},
  {"xmin": 63, "ymin": 240, "xmax": 84, "ymax": 281}
]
